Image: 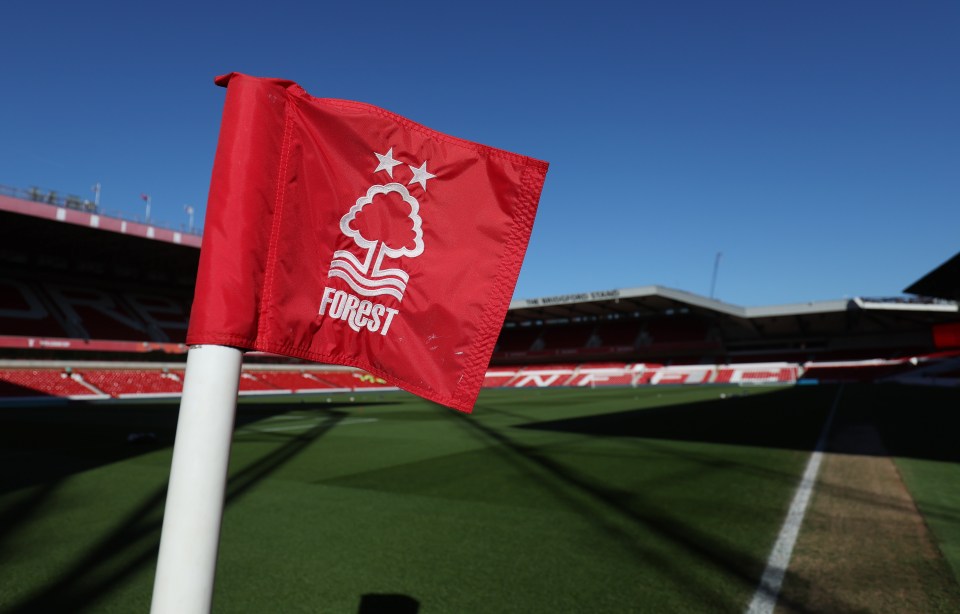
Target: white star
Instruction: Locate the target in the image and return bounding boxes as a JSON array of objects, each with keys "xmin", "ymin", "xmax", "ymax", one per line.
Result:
[
  {"xmin": 408, "ymin": 161, "xmax": 436, "ymax": 191},
  {"xmin": 374, "ymin": 148, "xmax": 402, "ymax": 177}
]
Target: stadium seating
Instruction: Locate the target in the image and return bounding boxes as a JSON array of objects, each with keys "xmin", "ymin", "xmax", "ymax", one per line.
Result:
[
  {"xmin": 78, "ymin": 369, "xmax": 183, "ymax": 397},
  {"xmin": 539, "ymin": 323, "xmax": 595, "ymax": 350},
  {"xmin": 0, "ymin": 276, "xmax": 192, "ymax": 344},
  {"xmin": 248, "ymin": 371, "xmax": 347, "ymax": 393},
  {"xmin": 5, "ymin": 181, "xmax": 955, "ymax": 411},
  {"xmin": 594, "ymin": 320, "xmax": 642, "ymax": 346},
  {"xmin": 646, "ymin": 316, "xmax": 709, "ymax": 343},
  {"xmin": 505, "ymin": 364, "xmax": 580, "ymax": 388},
  {"xmin": 42, "ymin": 285, "xmax": 156, "ymax": 342},
  {"xmin": 238, "ymin": 372, "xmax": 284, "ymax": 393},
  {"xmin": 0, "ymin": 369, "xmax": 104, "ymax": 398},
  {"xmin": 480, "ymin": 362, "xmax": 801, "ymax": 388},
  {"xmin": 565, "ymin": 363, "xmax": 635, "ymax": 387},
  {"xmin": 0, "ymin": 279, "xmax": 73, "ymax": 337},
  {"xmin": 494, "ymin": 327, "xmax": 542, "ymax": 353},
  {"xmin": 313, "ymin": 371, "xmax": 396, "ymax": 389},
  {"xmin": 482, "ymin": 368, "xmax": 521, "ymax": 388}
]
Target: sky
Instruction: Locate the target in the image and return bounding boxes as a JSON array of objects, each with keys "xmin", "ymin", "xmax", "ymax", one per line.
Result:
[{"xmin": 1, "ymin": 1, "xmax": 957, "ymax": 307}]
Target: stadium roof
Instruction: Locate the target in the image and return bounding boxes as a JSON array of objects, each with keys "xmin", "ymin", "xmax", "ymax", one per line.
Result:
[
  {"xmin": 506, "ymin": 285, "xmax": 958, "ymax": 324},
  {"xmin": 904, "ymin": 251, "xmax": 960, "ymax": 302},
  {"xmin": 0, "ymin": 190, "xmax": 201, "ymax": 248},
  {"xmin": 0, "ymin": 195, "xmax": 199, "ymax": 288}
]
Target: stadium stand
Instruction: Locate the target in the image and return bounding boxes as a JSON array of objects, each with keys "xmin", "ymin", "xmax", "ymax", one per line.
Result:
[
  {"xmin": 7, "ymin": 352, "xmax": 960, "ymax": 401},
  {"xmin": 1, "ymin": 186, "xmax": 958, "ymax": 402}
]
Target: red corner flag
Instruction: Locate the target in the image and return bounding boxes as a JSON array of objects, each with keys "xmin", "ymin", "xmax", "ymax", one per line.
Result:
[{"xmin": 186, "ymin": 73, "xmax": 548, "ymax": 412}]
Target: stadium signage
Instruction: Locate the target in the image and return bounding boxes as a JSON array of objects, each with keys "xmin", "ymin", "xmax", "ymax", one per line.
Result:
[{"xmin": 523, "ymin": 289, "xmax": 621, "ymax": 307}]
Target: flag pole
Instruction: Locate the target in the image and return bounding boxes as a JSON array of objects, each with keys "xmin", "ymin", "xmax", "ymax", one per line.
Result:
[{"xmin": 151, "ymin": 344, "xmax": 243, "ymax": 614}]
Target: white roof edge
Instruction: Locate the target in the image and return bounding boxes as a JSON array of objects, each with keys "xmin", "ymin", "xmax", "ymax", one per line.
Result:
[
  {"xmin": 509, "ymin": 285, "xmax": 747, "ymax": 315},
  {"xmin": 510, "ymin": 286, "xmax": 959, "ymax": 319},
  {"xmin": 743, "ymin": 299, "xmax": 853, "ymax": 317},
  {"xmin": 852, "ymin": 297, "xmax": 959, "ymax": 313}
]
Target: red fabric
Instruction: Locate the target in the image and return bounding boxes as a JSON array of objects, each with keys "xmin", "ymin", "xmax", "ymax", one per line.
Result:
[{"xmin": 187, "ymin": 72, "xmax": 548, "ymax": 412}]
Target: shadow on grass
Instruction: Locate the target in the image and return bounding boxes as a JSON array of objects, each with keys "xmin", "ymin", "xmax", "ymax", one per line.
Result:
[
  {"xmin": 449, "ymin": 401, "xmax": 830, "ymax": 613},
  {"xmin": 0, "ymin": 402, "xmax": 374, "ymax": 614},
  {"xmin": 0, "ymin": 400, "xmax": 398, "ymax": 494},
  {"xmin": 515, "ymin": 383, "xmax": 960, "ymax": 463},
  {"xmin": 454, "ymin": 383, "xmax": 960, "ymax": 613}
]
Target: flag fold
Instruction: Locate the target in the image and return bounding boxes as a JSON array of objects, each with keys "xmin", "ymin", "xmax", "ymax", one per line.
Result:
[{"xmin": 187, "ymin": 72, "xmax": 548, "ymax": 412}]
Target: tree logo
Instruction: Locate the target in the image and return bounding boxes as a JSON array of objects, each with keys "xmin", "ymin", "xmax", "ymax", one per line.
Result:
[
  {"xmin": 330, "ymin": 182, "xmax": 424, "ymax": 302},
  {"xmin": 318, "ymin": 147, "xmax": 436, "ymax": 336}
]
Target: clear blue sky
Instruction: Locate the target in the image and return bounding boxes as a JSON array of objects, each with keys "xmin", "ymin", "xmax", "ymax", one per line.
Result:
[{"xmin": 2, "ymin": 1, "xmax": 957, "ymax": 307}]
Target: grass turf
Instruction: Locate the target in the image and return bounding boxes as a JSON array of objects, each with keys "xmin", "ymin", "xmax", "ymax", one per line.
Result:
[
  {"xmin": 871, "ymin": 384, "xmax": 960, "ymax": 590},
  {"xmin": 0, "ymin": 383, "xmax": 945, "ymax": 613}
]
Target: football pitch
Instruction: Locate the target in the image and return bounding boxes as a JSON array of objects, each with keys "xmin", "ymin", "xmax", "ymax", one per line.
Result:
[{"xmin": 1, "ymin": 384, "xmax": 958, "ymax": 613}]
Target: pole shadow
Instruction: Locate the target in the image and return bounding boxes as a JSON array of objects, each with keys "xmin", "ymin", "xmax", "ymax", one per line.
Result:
[
  {"xmin": 0, "ymin": 403, "xmax": 358, "ymax": 614},
  {"xmin": 515, "ymin": 383, "xmax": 960, "ymax": 463}
]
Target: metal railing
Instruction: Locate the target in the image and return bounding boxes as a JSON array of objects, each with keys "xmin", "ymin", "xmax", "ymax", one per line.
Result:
[{"xmin": 0, "ymin": 183, "xmax": 202, "ymax": 236}]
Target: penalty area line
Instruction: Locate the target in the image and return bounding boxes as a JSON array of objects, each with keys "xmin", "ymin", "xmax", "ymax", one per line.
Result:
[{"xmin": 745, "ymin": 385, "xmax": 843, "ymax": 614}]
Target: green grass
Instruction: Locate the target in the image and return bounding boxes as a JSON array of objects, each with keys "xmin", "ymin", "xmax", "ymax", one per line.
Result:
[
  {"xmin": 897, "ymin": 458, "xmax": 960, "ymax": 586},
  {"xmin": 871, "ymin": 384, "xmax": 960, "ymax": 589},
  {"xmin": 0, "ymin": 383, "xmax": 932, "ymax": 613}
]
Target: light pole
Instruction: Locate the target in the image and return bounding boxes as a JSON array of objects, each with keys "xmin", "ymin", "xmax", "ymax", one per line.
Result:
[
  {"xmin": 141, "ymin": 193, "xmax": 152, "ymax": 223},
  {"xmin": 710, "ymin": 251, "xmax": 722, "ymax": 299},
  {"xmin": 184, "ymin": 205, "xmax": 195, "ymax": 233}
]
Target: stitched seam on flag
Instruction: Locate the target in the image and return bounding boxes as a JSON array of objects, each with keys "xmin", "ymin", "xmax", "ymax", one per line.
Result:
[
  {"xmin": 456, "ymin": 164, "xmax": 542, "ymax": 405},
  {"xmin": 458, "ymin": 165, "xmax": 534, "ymax": 402},
  {"xmin": 255, "ymin": 98, "xmax": 294, "ymax": 347},
  {"xmin": 287, "ymin": 86, "xmax": 548, "ymax": 169}
]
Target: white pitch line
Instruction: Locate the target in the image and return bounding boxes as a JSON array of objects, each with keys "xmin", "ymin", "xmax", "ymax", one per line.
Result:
[{"xmin": 745, "ymin": 386, "xmax": 843, "ymax": 614}]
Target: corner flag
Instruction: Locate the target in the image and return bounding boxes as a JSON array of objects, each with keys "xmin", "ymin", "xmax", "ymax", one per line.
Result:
[
  {"xmin": 187, "ymin": 72, "xmax": 548, "ymax": 411},
  {"xmin": 154, "ymin": 72, "xmax": 547, "ymax": 614}
]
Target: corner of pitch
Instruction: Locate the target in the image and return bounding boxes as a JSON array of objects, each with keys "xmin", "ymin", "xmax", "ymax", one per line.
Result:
[{"xmin": 318, "ymin": 287, "xmax": 399, "ymax": 336}]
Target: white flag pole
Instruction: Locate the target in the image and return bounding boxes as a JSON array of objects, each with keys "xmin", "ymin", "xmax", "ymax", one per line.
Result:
[{"xmin": 151, "ymin": 344, "xmax": 243, "ymax": 614}]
